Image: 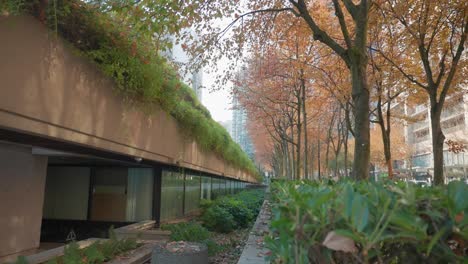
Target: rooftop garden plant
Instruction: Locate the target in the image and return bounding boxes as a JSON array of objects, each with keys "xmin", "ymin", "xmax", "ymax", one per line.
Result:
[{"xmin": 0, "ymin": 0, "xmax": 260, "ymax": 180}]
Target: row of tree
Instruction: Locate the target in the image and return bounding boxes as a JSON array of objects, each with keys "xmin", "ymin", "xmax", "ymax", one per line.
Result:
[{"xmin": 227, "ymin": 0, "xmax": 467, "ymax": 185}]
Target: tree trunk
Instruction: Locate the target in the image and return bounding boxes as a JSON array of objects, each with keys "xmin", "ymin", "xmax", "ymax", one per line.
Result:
[
  {"xmin": 282, "ymin": 139, "xmax": 289, "ymax": 178},
  {"xmin": 350, "ymin": 58, "xmax": 371, "ymax": 180},
  {"xmin": 429, "ymin": 95, "xmax": 445, "ymax": 185},
  {"xmin": 317, "ymin": 130, "xmax": 321, "ymax": 180},
  {"xmin": 376, "ymin": 96, "xmax": 393, "ymax": 180},
  {"xmin": 325, "ymin": 135, "xmax": 330, "ymax": 177},
  {"xmin": 301, "ymin": 71, "xmax": 309, "ymax": 179},
  {"xmin": 310, "ymin": 143, "xmax": 315, "ymax": 179},
  {"xmin": 333, "ymin": 112, "xmax": 343, "ymax": 178},
  {"xmin": 343, "ymin": 123, "xmax": 349, "ymax": 178},
  {"xmin": 296, "ymin": 96, "xmax": 302, "ymax": 180}
]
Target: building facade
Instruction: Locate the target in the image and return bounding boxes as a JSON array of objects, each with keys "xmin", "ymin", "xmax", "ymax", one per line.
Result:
[
  {"xmin": 0, "ymin": 16, "xmax": 254, "ymax": 259},
  {"xmin": 396, "ymin": 92, "xmax": 468, "ymax": 180}
]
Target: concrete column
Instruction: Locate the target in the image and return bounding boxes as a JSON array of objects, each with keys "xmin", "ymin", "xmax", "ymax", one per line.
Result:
[{"xmin": 0, "ymin": 142, "xmax": 48, "ymax": 257}]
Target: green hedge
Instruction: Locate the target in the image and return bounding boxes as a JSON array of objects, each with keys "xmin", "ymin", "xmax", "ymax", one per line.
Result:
[
  {"xmin": 200, "ymin": 189, "xmax": 265, "ymax": 233},
  {"xmin": 267, "ymin": 180, "xmax": 468, "ymax": 263},
  {"xmin": 1, "ymin": 0, "xmax": 259, "ymax": 180}
]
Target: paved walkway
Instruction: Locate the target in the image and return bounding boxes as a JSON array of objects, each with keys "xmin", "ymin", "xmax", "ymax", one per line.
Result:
[{"xmin": 237, "ymin": 199, "xmax": 271, "ymax": 264}]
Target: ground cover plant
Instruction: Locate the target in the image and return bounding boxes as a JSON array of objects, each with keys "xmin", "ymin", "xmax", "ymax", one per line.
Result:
[
  {"xmin": 266, "ymin": 180, "xmax": 468, "ymax": 263},
  {"xmin": 0, "ymin": 0, "xmax": 259, "ymax": 180}
]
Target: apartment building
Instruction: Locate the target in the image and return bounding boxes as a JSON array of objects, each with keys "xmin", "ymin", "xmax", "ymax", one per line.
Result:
[{"xmin": 398, "ymin": 93, "xmax": 468, "ymax": 180}]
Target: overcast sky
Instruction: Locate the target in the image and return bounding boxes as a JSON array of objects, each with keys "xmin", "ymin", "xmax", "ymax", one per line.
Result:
[
  {"xmin": 199, "ymin": 19, "xmax": 236, "ymax": 123},
  {"xmin": 201, "ymin": 62, "xmax": 233, "ymax": 123}
]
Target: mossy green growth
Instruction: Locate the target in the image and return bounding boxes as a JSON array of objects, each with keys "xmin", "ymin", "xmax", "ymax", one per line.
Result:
[{"xmin": 1, "ymin": 0, "xmax": 260, "ymax": 180}]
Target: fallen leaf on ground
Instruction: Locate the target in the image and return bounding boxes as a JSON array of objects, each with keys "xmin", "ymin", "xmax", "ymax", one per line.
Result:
[{"xmin": 322, "ymin": 231, "xmax": 358, "ymax": 253}]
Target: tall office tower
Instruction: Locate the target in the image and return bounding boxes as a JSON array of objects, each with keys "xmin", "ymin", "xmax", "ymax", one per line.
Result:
[{"xmin": 232, "ymin": 85, "xmax": 255, "ymax": 160}]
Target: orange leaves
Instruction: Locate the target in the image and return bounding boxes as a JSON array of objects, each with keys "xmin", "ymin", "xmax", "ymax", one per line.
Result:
[{"xmin": 446, "ymin": 140, "xmax": 467, "ymax": 154}]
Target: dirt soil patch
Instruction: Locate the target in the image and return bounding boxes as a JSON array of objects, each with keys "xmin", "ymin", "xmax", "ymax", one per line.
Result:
[{"xmin": 209, "ymin": 228, "xmax": 250, "ymax": 264}]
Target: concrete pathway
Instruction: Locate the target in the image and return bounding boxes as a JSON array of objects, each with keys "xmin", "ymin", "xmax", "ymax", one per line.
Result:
[{"xmin": 237, "ymin": 199, "xmax": 271, "ymax": 264}]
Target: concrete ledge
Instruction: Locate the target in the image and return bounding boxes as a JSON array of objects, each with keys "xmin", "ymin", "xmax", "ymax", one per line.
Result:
[
  {"xmin": 106, "ymin": 241, "xmax": 164, "ymax": 264},
  {"xmin": 115, "ymin": 221, "xmax": 170, "ymax": 241},
  {"xmin": 237, "ymin": 200, "xmax": 271, "ymax": 264},
  {"xmin": 23, "ymin": 238, "xmax": 101, "ymax": 264},
  {"xmin": 116, "ymin": 220, "xmax": 156, "ymax": 231}
]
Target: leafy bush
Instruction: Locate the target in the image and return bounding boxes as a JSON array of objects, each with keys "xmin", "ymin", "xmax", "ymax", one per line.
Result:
[
  {"xmin": 217, "ymin": 197, "xmax": 254, "ymax": 228},
  {"xmin": 1, "ymin": 0, "xmax": 260, "ymax": 181},
  {"xmin": 200, "ymin": 190, "xmax": 265, "ymax": 233},
  {"xmin": 266, "ymin": 180, "xmax": 468, "ymax": 263},
  {"xmin": 235, "ymin": 189, "xmax": 265, "ymax": 216},
  {"xmin": 201, "ymin": 205, "xmax": 237, "ymax": 233}
]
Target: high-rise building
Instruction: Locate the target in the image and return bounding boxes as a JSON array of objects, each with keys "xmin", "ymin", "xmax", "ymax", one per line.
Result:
[
  {"xmin": 232, "ymin": 89, "xmax": 255, "ymax": 160},
  {"xmin": 393, "ymin": 92, "xmax": 468, "ymax": 180}
]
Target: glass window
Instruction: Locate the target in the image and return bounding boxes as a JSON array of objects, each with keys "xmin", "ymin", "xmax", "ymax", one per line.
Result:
[
  {"xmin": 220, "ymin": 178, "xmax": 226, "ymax": 196},
  {"xmin": 212, "ymin": 178, "xmax": 220, "ymax": 199},
  {"xmin": 184, "ymin": 173, "xmax": 201, "ymax": 214},
  {"xmin": 126, "ymin": 168, "xmax": 153, "ymax": 222},
  {"xmin": 91, "ymin": 168, "xmax": 127, "ymax": 222},
  {"xmin": 160, "ymin": 169, "xmax": 184, "ymax": 221},
  {"xmin": 201, "ymin": 176, "xmax": 212, "ymax": 200},
  {"xmin": 43, "ymin": 167, "xmax": 90, "ymax": 220},
  {"xmin": 231, "ymin": 180, "xmax": 235, "ymax": 194}
]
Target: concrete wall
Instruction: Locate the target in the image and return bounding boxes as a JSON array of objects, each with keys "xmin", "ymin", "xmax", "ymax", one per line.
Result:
[
  {"xmin": 0, "ymin": 142, "xmax": 48, "ymax": 257},
  {"xmin": 0, "ymin": 15, "xmax": 256, "ymax": 183}
]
